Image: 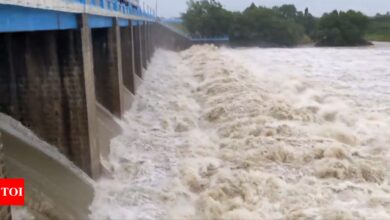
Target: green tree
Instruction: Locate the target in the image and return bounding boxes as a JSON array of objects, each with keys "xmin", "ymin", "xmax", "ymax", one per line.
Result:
[
  {"xmin": 316, "ymin": 10, "xmax": 370, "ymax": 46},
  {"xmin": 230, "ymin": 5, "xmax": 305, "ymax": 46},
  {"xmin": 273, "ymin": 4, "xmax": 298, "ymax": 19},
  {"xmin": 182, "ymin": 0, "xmax": 232, "ymax": 37},
  {"xmin": 297, "ymin": 8, "xmax": 317, "ymax": 36},
  {"xmin": 274, "ymin": 5, "xmax": 317, "ymax": 37}
]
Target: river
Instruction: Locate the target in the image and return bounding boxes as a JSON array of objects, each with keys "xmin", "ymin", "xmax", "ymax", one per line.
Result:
[{"xmin": 91, "ymin": 43, "xmax": 390, "ymax": 220}]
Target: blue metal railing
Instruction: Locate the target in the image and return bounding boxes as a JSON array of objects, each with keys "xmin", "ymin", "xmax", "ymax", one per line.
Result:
[
  {"xmin": 191, "ymin": 36, "xmax": 230, "ymax": 42},
  {"xmin": 67, "ymin": 0, "xmax": 156, "ymax": 19},
  {"xmin": 0, "ymin": 0, "xmax": 157, "ymax": 33}
]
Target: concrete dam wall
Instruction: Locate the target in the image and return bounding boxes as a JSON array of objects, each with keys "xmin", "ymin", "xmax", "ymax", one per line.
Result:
[{"xmin": 0, "ymin": 0, "xmax": 192, "ymax": 218}]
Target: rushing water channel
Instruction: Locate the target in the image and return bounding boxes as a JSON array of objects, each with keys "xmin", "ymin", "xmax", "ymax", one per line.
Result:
[{"xmin": 91, "ymin": 43, "xmax": 390, "ymax": 220}]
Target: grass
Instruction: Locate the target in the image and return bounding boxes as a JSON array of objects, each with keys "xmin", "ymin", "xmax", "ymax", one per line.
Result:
[
  {"xmin": 366, "ymin": 33, "xmax": 390, "ymax": 42},
  {"xmin": 366, "ymin": 20, "xmax": 390, "ymax": 42}
]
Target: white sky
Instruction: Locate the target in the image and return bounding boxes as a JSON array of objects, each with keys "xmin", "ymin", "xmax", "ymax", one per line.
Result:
[{"xmin": 141, "ymin": 0, "xmax": 390, "ymax": 18}]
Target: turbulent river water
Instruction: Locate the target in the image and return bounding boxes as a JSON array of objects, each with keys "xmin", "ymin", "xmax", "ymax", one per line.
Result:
[{"xmin": 91, "ymin": 43, "xmax": 390, "ymax": 220}]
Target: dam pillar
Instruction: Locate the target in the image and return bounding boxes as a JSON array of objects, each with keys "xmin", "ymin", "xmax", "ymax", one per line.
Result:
[
  {"xmin": 151, "ymin": 23, "xmax": 157, "ymax": 53},
  {"xmin": 148, "ymin": 22, "xmax": 153, "ymax": 60},
  {"xmin": 149, "ymin": 22, "xmax": 154, "ymax": 58},
  {"xmin": 144, "ymin": 22, "xmax": 150, "ymax": 64},
  {"xmin": 141, "ymin": 21, "xmax": 147, "ymax": 69},
  {"xmin": 91, "ymin": 19, "xmax": 123, "ymax": 118},
  {"xmin": 120, "ymin": 21, "xmax": 136, "ymax": 111},
  {"xmin": 133, "ymin": 20, "xmax": 143, "ymax": 85},
  {"xmin": 149, "ymin": 23, "xmax": 154, "ymax": 53},
  {"xmin": 120, "ymin": 22, "xmax": 135, "ymax": 94},
  {"xmin": 79, "ymin": 14, "xmax": 100, "ymax": 178},
  {"xmin": 90, "ymin": 18, "xmax": 123, "ymax": 163},
  {"xmin": 114, "ymin": 18, "xmax": 125, "ymax": 116},
  {"xmin": 144, "ymin": 22, "xmax": 148, "ymax": 62},
  {"xmin": 0, "ymin": 132, "xmax": 11, "ymax": 220}
]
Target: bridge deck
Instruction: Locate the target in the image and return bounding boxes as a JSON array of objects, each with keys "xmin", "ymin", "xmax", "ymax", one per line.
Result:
[{"xmin": 0, "ymin": 0, "xmax": 155, "ymax": 33}]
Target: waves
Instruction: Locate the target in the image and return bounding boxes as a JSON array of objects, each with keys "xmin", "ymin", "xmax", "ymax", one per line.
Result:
[{"xmin": 91, "ymin": 45, "xmax": 390, "ymax": 220}]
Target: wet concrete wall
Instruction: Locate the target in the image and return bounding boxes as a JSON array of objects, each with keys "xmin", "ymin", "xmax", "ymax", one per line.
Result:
[
  {"xmin": 0, "ymin": 114, "xmax": 94, "ymax": 220},
  {"xmin": 120, "ymin": 24, "xmax": 136, "ymax": 112},
  {"xmin": 120, "ymin": 25, "xmax": 135, "ymax": 94},
  {"xmin": 141, "ymin": 21, "xmax": 148, "ymax": 69},
  {"xmin": 133, "ymin": 21, "xmax": 143, "ymax": 79},
  {"xmin": 154, "ymin": 23, "xmax": 192, "ymax": 51},
  {"xmin": 0, "ymin": 132, "xmax": 11, "ymax": 220},
  {"xmin": 92, "ymin": 27, "xmax": 122, "ymax": 118},
  {"xmin": 0, "ymin": 28, "xmax": 99, "ymax": 177},
  {"xmin": 0, "ymin": 17, "xmax": 192, "ymax": 178}
]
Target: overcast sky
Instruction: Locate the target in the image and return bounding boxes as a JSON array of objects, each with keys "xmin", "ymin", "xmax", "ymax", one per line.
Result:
[{"xmin": 141, "ymin": 0, "xmax": 390, "ymax": 18}]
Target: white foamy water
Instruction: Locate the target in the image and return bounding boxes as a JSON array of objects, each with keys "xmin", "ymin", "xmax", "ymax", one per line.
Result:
[{"xmin": 91, "ymin": 43, "xmax": 390, "ymax": 220}]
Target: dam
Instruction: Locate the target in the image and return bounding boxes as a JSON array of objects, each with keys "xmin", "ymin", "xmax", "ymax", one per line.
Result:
[
  {"xmin": 0, "ymin": 0, "xmax": 191, "ymax": 218},
  {"xmin": 1, "ymin": 1, "xmax": 390, "ymax": 220}
]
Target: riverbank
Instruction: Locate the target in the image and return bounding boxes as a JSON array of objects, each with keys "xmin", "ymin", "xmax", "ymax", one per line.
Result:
[
  {"xmin": 366, "ymin": 34, "xmax": 390, "ymax": 42},
  {"xmin": 366, "ymin": 18, "xmax": 390, "ymax": 42}
]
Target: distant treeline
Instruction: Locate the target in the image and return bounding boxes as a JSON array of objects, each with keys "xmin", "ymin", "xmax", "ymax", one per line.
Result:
[
  {"xmin": 367, "ymin": 13, "xmax": 390, "ymax": 42},
  {"xmin": 182, "ymin": 0, "xmax": 390, "ymax": 46}
]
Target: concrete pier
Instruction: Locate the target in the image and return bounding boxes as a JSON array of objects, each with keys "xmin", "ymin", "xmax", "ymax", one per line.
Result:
[
  {"xmin": 80, "ymin": 14, "xmax": 101, "ymax": 178},
  {"xmin": 120, "ymin": 22, "xmax": 136, "ymax": 111},
  {"xmin": 133, "ymin": 21, "xmax": 144, "ymax": 79},
  {"xmin": 141, "ymin": 21, "xmax": 148, "ymax": 69},
  {"xmin": 120, "ymin": 23, "xmax": 135, "ymax": 94},
  {"xmin": 91, "ymin": 24, "xmax": 122, "ymax": 118}
]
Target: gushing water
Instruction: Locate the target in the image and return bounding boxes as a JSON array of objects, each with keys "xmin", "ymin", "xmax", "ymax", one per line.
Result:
[{"xmin": 91, "ymin": 44, "xmax": 390, "ymax": 220}]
